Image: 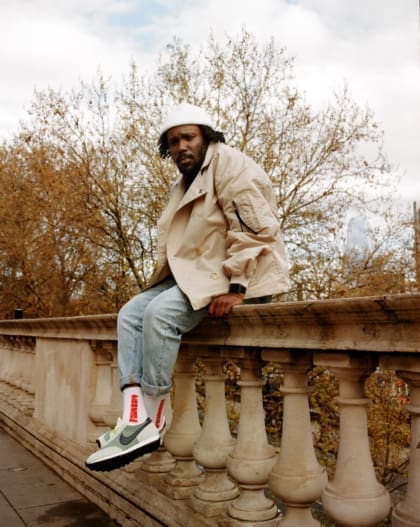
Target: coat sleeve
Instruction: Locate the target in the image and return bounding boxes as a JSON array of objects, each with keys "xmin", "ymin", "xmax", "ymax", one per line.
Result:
[{"xmin": 213, "ymin": 147, "xmax": 282, "ymax": 289}]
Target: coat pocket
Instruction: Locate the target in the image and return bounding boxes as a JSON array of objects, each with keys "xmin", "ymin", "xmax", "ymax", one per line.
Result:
[{"xmin": 232, "ymin": 192, "xmax": 272, "ymax": 234}]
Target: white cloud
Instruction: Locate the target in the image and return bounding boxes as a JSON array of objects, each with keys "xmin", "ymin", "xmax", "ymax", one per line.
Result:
[
  {"xmin": 0, "ymin": 0, "xmax": 419, "ymax": 202},
  {"xmin": 0, "ymin": 0, "xmax": 140, "ymax": 134}
]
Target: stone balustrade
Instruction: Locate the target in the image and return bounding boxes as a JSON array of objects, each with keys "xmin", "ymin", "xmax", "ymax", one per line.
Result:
[{"xmin": 0, "ymin": 294, "xmax": 419, "ymax": 527}]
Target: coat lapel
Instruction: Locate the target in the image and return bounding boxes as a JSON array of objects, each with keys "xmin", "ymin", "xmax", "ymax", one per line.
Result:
[{"xmin": 174, "ymin": 143, "xmax": 216, "ymax": 211}]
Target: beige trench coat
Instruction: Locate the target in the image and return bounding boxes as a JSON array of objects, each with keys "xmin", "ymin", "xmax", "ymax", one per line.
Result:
[{"xmin": 147, "ymin": 142, "xmax": 290, "ymax": 310}]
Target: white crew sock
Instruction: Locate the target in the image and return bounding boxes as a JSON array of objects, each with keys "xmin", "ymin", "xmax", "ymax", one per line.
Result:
[
  {"xmin": 122, "ymin": 386, "xmax": 148, "ymax": 425},
  {"xmin": 144, "ymin": 393, "xmax": 167, "ymax": 431}
]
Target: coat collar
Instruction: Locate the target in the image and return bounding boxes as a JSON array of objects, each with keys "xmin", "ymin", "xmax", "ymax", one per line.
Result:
[{"xmin": 174, "ymin": 142, "xmax": 219, "ymax": 211}]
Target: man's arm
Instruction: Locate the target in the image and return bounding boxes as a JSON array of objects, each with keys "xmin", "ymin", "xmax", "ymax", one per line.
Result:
[{"xmin": 215, "ymin": 149, "xmax": 281, "ymax": 285}]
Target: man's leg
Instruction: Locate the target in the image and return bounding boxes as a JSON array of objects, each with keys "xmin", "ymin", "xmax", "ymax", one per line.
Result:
[
  {"xmin": 139, "ymin": 284, "xmax": 208, "ymax": 435},
  {"xmin": 86, "ymin": 281, "xmax": 207, "ymax": 471},
  {"xmin": 117, "ymin": 279, "xmax": 177, "ymax": 389},
  {"xmin": 140, "ymin": 284, "xmax": 208, "ymax": 396},
  {"xmin": 86, "ymin": 280, "xmax": 176, "ymax": 471}
]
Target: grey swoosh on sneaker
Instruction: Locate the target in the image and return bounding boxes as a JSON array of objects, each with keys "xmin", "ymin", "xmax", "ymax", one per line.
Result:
[{"xmin": 119, "ymin": 418, "xmax": 152, "ymax": 446}]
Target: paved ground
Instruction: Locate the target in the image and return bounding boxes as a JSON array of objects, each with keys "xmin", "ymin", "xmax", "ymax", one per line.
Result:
[{"xmin": 0, "ymin": 428, "xmax": 118, "ymax": 526}]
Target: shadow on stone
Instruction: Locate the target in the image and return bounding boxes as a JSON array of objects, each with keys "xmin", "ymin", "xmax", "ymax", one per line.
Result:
[{"xmin": 37, "ymin": 499, "xmax": 118, "ymax": 526}]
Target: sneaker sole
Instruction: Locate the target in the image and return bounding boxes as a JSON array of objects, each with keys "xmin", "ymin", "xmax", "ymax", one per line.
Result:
[{"xmin": 86, "ymin": 437, "xmax": 161, "ymax": 472}]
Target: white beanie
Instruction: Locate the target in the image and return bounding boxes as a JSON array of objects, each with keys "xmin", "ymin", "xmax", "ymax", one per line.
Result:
[{"xmin": 159, "ymin": 103, "xmax": 215, "ymax": 137}]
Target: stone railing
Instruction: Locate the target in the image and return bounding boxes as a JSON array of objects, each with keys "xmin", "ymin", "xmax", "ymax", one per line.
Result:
[{"xmin": 0, "ymin": 293, "xmax": 419, "ymax": 527}]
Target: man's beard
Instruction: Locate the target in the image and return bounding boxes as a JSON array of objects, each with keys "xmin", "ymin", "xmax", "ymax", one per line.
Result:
[
  {"xmin": 176, "ymin": 144, "xmax": 208, "ymax": 178},
  {"xmin": 177, "ymin": 156, "xmax": 201, "ymax": 177}
]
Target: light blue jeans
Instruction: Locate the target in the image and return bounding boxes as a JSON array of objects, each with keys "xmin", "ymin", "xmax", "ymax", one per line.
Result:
[
  {"xmin": 118, "ymin": 279, "xmax": 207, "ymax": 396},
  {"xmin": 118, "ymin": 278, "xmax": 272, "ymax": 396}
]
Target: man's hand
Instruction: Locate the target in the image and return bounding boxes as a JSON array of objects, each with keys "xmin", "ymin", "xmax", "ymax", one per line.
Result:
[{"xmin": 208, "ymin": 293, "xmax": 245, "ymax": 318}]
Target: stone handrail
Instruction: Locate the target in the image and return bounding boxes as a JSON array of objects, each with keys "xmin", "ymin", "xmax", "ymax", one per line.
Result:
[{"xmin": 0, "ymin": 293, "xmax": 419, "ymax": 526}]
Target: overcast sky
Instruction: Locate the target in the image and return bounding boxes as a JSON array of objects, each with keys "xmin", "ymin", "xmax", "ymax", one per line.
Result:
[{"xmin": 1, "ymin": 0, "xmax": 419, "ymax": 205}]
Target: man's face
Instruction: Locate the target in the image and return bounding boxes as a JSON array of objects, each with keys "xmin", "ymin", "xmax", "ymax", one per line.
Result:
[{"xmin": 166, "ymin": 125, "xmax": 208, "ymax": 177}]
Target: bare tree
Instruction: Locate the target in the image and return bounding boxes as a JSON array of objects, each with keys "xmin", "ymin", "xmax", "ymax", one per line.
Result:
[{"xmin": 0, "ymin": 29, "xmax": 414, "ymax": 316}]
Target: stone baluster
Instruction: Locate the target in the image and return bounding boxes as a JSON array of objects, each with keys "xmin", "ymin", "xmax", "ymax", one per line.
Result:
[
  {"xmin": 14, "ymin": 338, "xmax": 24, "ymax": 388},
  {"xmin": 315, "ymin": 353, "xmax": 391, "ymax": 527},
  {"xmin": 141, "ymin": 395, "xmax": 176, "ymax": 474},
  {"xmin": 0, "ymin": 337, "xmax": 35, "ymax": 413},
  {"xmin": 10, "ymin": 337, "xmax": 33, "ymax": 393},
  {"xmin": 88, "ymin": 341, "xmax": 114, "ymax": 443},
  {"xmin": 140, "ymin": 443, "xmax": 176, "ymax": 475},
  {"xmin": 21, "ymin": 337, "xmax": 36, "ymax": 395},
  {"xmin": 5, "ymin": 338, "xmax": 22, "ymax": 406},
  {"xmin": 0, "ymin": 337, "xmax": 8, "ymax": 382},
  {"xmin": 18, "ymin": 343, "xmax": 27, "ymax": 389},
  {"xmin": 192, "ymin": 350, "xmax": 238, "ymax": 517},
  {"xmin": 380, "ymin": 355, "xmax": 420, "ymax": 527},
  {"xmin": 17, "ymin": 338, "xmax": 35, "ymax": 415},
  {"xmin": 264, "ymin": 350, "xmax": 327, "ymax": 527},
  {"xmin": 161, "ymin": 347, "xmax": 203, "ymax": 499},
  {"xmin": 5, "ymin": 337, "xmax": 18, "ymax": 386},
  {"xmin": 102, "ymin": 343, "xmax": 122, "ymax": 428},
  {"xmin": 221, "ymin": 350, "xmax": 279, "ymax": 527},
  {"xmin": 0, "ymin": 337, "xmax": 13, "ymax": 384}
]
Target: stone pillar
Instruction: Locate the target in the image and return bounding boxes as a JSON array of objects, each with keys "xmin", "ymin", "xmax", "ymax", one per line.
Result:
[
  {"xmin": 222, "ymin": 351, "xmax": 279, "ymax": 527},
  {"xmin": 13, "ymin": 339, "xmax": 25, "ymax": 391},
  {"xmin": 141, "ymin": 397, "xmax": 176, "ymax": 475},
  {"xmin": 162, "ymin": 349, "xmax": 203, "ymax": 499},
  {"xmin": 34, "ymin": 337, "xmax": 94, "ymax": 444},
  {"xmin": 4, "ymin": 337, "xmax": 19, "ymax": 386},
  {"xmin": 140, "ymin": 445, "xmax": 176, "ymax": 474},
  {"xmin": 102, "ymin": 344, "xmax": 122, "ymax": 428},
  {"xmin": 264, "ymin": 350, "xmax": 327, "ymax": 527},
  {"xmin": 315, "ymin": 353, "xmax": 391, "ymax": 527},
  {"xmin": 0, "ymin": 336, "xmax": 35, "ymax": 414},
  {"xmin": 88, "ymin": 341, "xmax": 113, "ymax": 443},
  {"xmin": 20, "ymin": 337, "xmax": 36, "ymax": 415},
  {"xmin": 16, "ymin": 337, "xmax": 35, "ymax": 394},
  {"xmin": 380, "ymin": 356, "xmax": 420, "ymax": 527},
  {"xmin": 0, "ymin": 337, "xmax": 10, "ymax": 382},
  {"xmin": 192, "ymin": 353, "xmax": 238, "ymax": 516}
]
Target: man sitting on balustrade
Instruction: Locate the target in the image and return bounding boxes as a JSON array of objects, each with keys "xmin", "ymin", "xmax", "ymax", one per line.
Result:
[{"xmin": 85, "ymin": 102, "xmax": 290, "ymax": 472}]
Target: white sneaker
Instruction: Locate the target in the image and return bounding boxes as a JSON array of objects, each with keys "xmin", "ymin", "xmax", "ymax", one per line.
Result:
[{"xmin": 86, "ymin": 418, "xmax": 160, "ymax": 472}]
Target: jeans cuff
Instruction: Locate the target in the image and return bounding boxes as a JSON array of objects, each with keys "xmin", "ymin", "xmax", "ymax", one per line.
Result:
[
  {"xmin": 140, "ymin": 377, "xmax": 171, "ymax": 397},
  {"xmin": 119, "ymin": 374, "xmax": 142, "ymax": 391}
]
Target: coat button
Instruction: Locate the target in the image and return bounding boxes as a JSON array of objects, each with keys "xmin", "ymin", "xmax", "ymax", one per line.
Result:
[
  {"xmin": 196, "ymin": 248, "xmax": 203, "ymax": 256},
  {"xmin": 210, "ymin": 272, "xmax": 218, "ymax": 280}
]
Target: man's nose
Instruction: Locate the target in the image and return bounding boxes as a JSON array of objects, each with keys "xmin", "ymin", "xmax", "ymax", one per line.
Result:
[{"xmin": 178, "ymin": 139, "xmax": 188, "ymax": 151}]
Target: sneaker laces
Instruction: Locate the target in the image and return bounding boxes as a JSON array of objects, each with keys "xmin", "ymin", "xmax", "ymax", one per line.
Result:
[
  {"xmin": 97, "ymin": 417, "xmax": 123, "ymax": 446},
  {"xmin": 108, "ymin": 417, "xmax": 123, "ymax": 440}
]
